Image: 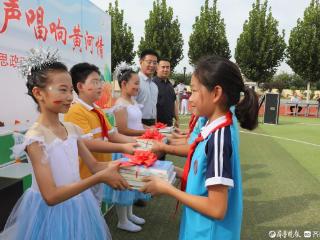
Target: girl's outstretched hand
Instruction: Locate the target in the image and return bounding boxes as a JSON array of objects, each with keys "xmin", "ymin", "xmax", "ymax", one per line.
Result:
[
  {"xmin": 139, "ymin": 176, "xmax": 172, "ymax": 196},
  {"xmin": 96, "ymin": 161, "xmax": 129, "ymax": 190}
]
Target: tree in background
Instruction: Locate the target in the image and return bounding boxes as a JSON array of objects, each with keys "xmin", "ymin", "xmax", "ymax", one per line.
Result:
[
  {"xmin": 271, "ymin": 72, "xmax": 291, "ymax": 94},
  {"xmin": 235, "ymin": 0, "xmax": 286, "ymax": 83},
  {"xmin": 287, "ymin": 0, "xmax": 320, "ymax": 101},
  {"xmin": 107, "ymin": 0, "xmax": 135, "ymax": 72},
  {"xmin": 138, "ymin": 0, "xmax": 183, "ymax": 71},
  {"xmin": 171, "ymin": 72, "xmax": 192, "ymax": 85},
  {"xmin": 260, "ymin": 73, "xmax": 308, "ymax": 93},
  {"xmin": 289, "ymin": 74, "xmax": 306, "ymax": 90},
  {"xmin": 188, "ymin": 0, "xmax": 230, "ymax": 65}
]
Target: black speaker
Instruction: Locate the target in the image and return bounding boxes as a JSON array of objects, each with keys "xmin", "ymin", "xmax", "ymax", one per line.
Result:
[{"xmin": 263, "ymin": 93, "xmax": 280, "ymax": 124}]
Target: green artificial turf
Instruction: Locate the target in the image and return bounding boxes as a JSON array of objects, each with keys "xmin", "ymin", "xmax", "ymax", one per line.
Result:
[{"xmin": 106, "ymin": 115, "xmax": 320, "ymax": 240}]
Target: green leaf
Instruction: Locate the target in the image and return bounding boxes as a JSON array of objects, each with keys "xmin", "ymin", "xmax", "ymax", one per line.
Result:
[
  {"xmin": 235, "ymin": 0, "xmax": 286, "ymax": 83},
  {"xmin": 137, "ymin": 0, "xmax": 184, "ymax": 71},
  {"xmin": 188, "ymin": 0, "xmax": 231, "ymax": 65},
  {"xmin": 107, "ymin": 0, "xmax": 135, "ymax": 72},
  {"xmin": 287, "ymin": 0, "xmax": 320, "ymax": 84}
]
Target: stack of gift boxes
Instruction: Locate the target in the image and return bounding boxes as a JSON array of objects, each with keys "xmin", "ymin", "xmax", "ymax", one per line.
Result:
[
  {"xmin": 120, "ymin": 160, "xmax": 176, "ymax": 190},
  {"xmin": 122, "ymin": 127, "xmax": 176, "ymax": 189}
]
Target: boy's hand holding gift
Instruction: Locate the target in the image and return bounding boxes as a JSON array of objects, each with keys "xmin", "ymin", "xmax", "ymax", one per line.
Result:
[{"xmin": 121, "ymin": 142, "xmax": 141, "ymax": 155}]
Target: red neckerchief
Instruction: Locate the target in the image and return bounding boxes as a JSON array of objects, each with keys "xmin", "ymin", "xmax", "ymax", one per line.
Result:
[
  {"xmin": 187, "ymin": 114, "xmax": 199, "ymax": 138},
  {"xmin": 181, "ymin": 112, "xmax": 233, "ymax": 192},
  {"xmin": 91, "ymin": 108, "xmax": 109, "ymax": 139}
]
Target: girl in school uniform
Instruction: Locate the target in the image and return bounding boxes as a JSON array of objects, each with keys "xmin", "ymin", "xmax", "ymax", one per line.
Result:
[
  {"xmin": 0, "ymin": 49, "xmax": 128, "ymax": 240},
  {"xmin": 141, "ymin": 55, "xmax": 259, "ymax": 240}
]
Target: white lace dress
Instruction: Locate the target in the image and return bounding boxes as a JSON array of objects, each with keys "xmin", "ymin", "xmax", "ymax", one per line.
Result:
[
  {"xmin": 114, "ymin": 97, "xmax": 144, "ymax": 131},
  {"xmin": 0, "ymin": 122, "xmax": 111, "ymax": 240}
]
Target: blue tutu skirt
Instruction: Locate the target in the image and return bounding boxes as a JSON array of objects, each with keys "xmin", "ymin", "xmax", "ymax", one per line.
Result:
[
  {"xmin": 0, "ymin": 188, "xmax": 111, "ymax": 240},
  {"xmin": 102, "ymin": 153, "xmax": 151, "ymax": 206}
]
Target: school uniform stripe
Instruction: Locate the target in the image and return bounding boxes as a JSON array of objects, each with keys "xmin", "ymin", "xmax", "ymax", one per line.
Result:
[
  {"xmin": 205, "ymin": 126, "xmax": 234, "ymax": 188},
  {"xmin": 220, "ymin": 127, "xmax": 225, "ymax": 177},
  {"xmin": 214, "ymin": 129, "xmax": 219, "ymax": 178}
]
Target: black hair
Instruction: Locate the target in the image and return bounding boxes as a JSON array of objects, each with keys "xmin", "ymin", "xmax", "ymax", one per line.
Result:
[
  {"xmin": 117, "ymin": 68, "xmax": 137, "ymax": 89},
  {"xmin": 194, "ymin": 56, "xmax": 258, "ymax": 130},
  {"xmin": 70, "ymin": 62, "xmax": 101, "ymax": 94},
  {"xmin": 139, "ymin": 49, "xmax": 159, "ymax": 60},
  {"xmin": 26, "ymin": 62, "xmax": 68, "ymax": 111},
  {"xmin": 158, "ymin": 57, "xmax": 170, "ymax": 64}
]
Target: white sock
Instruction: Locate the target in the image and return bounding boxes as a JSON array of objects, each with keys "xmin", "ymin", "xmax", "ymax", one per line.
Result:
[
  {"xmin": 116, "ymin": 206, "xmax": 142, "ymax": 232},
  {"xmin": 127, "ymin": 205, "xmax": 146, "ymax": 225},
  {"xmin": 115, "ymin": 205, "xmax": 128, "ymax": 225}
]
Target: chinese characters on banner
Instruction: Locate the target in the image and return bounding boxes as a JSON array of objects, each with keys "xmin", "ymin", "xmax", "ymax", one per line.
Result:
[
  {"xmin": 0, "ymin": 0, "xmax": 111, "ymax": 124},
  {"xmin": 0, "ymin": 0, "xmax": 21, "ymax": 34},
  {"xmin": 0, "ymin": 0, "xmax": 105, "ymax": 70},
  {"xmin": 0, "ymin": 52, "xmax": 21, "ymax": 67}
]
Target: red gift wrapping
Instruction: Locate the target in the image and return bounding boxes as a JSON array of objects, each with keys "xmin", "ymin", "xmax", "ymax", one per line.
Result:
[
  {"xmin": 138, "ymin": 129, "xmax": 165, "ymax": 141},
  {"xmin": 154, "ymin": 122, "xmax": 167, "ymax": 129},
  {"xmin": 121, "ymin": 150, "xmax": 158, "ymax": 167}
]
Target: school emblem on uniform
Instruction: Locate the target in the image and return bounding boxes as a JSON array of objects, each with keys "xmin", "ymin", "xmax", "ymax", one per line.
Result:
[{"xmin": 194, "ymin": 160, "xmax": 198, "ymax": 175}]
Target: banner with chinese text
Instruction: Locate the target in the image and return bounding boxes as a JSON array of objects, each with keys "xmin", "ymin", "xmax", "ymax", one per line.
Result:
[{"xmin": 0, "ymin": 0, "xmax": 112, "ymax": 125}]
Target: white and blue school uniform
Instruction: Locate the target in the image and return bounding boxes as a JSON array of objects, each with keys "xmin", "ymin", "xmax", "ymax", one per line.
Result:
[
  {"xmin": 188, "ymin": 117, "xmax": 207, "ymax": 145},
  {"xmin": 0, "ymin": 122, "xmax": 111, "ymax": 240},
  {"xmin": 179, "ymin": 111, "xmax": 242, "ymax": 240}
]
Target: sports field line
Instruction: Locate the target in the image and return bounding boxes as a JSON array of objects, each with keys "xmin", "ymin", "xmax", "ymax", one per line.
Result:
[
  {"xmin": 294, "ymin": 122, "xmax": 320, "ymax": 126},
  {"xmin": 240, "ymin": 130, "xmax": 320, "ymax": 148}
]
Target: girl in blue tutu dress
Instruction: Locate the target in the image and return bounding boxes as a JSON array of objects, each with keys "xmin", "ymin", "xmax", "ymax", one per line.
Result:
[
  {"xmin": 0, "ymin": 49, "xmax": 129, "ymax": 240},
  {"xmin": 103, "ymin": 63, "xmax": 150, "ymax": 232}
]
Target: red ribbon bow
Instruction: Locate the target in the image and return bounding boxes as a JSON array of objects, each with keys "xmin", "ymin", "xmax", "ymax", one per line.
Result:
[
  {"xmin": 154, "ymin": 122, "xmax": 167, "ymax": 129},
  {"xmin": 121, "ymin": 150, "xmax": 158, "ymax": 167},
  {"xmin": 138, "ymin": 129, "xmax": 164, "ymax": 141}
]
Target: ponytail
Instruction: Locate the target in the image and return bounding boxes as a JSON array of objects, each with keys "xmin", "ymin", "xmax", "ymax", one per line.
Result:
[
  {"xmin": 235, "ymin": 87, "xmax": 259, "ymax": 130},
  {"xmin": 193, "ymin": 55, "xmax": 259, "ymax": 130}
]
